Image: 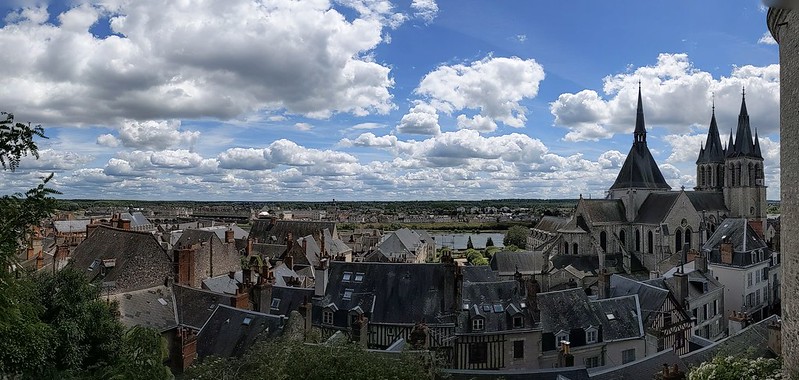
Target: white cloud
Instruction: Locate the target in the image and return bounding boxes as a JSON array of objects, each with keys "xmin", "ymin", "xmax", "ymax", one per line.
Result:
[
  {"xmin": 339, "ymin": 132, "xmax": 398, "ymax": 147},
  {"xmin": 413, "ymin": 56, "xmax": 545, "ymax": 129},
  {"xmin": 456, "ymin": 114, "xmax": 497, "ymax": 132},
  {"xmin": 516, "ymin": 34, "xmax": 527, "ymax": 43},
  {"xmin": 397, "ymin": 102, "xmax": 441, "ymax": 135},
  {"xmin": 0, "ymin": 1, "xmax": 398, "ymax": 125},
  {"xmin": 96, "ymin": 134, "xmax": 120, "ymax": 147},
  {"xmin": 18, "ymin": 149, "xmax": 93, "ymax": 171},
  {"xmin": 758, "ymin": 32, "xmax": 777, "ymax": 45},
  {"xmin": 294, "ymin": 122, "xmax": 313, "ymax": 131},
  {"xmin": 411, "ymin": 0, "xmax": 438, "ymax": 23},
  {"xmin": 105, "ymin": 120, "xmax": 199, "ymax": 150},
  {"xmin": 550, "ymin": 53, "xmax": 779, "ymax": 141},
  {"xmin": 218, "ymin": 148, "xmax": 274, "ymax": 171}
]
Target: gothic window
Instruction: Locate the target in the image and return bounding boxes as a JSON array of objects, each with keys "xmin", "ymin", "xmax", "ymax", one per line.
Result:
[
  {"xmin": 564, "ymin": 242, "xmax": 569, "ymax": 255},
  {"xmin": 684, "ymin": 227, "xmax": 692, "ymax": 249},
  {"xmin": 675, "ymin": 229, "xmax": 682, "ymax": 253},
  {"xmin": 573, "ymin": 243, "xmax": 579, "ymax": 255},
  {"xmin": 619, "ymin": 230, "xmax": 626, "ymax": 246},
  {"xmin": 635, "ymin": 229, "xmax": 641, "ymax": 252},
  {"xmin": 600, "ymin": 231, "xmax": 607, "ymax": 252},
  {"xmin": 647, "ymin": 230, "xmax": 654, "ymax": 254}
]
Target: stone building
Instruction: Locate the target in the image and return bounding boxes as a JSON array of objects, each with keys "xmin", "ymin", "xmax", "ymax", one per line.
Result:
[{"xmin": 766, "ymin": 6, "xmax": 797, "ymax": 376}]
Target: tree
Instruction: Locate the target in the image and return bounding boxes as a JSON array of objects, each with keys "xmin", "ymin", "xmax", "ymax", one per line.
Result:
[
  {"xmin": 466, "ymin": 236, "xmax": 474, "ymax": 249},
  {"xmin": 688, "ymin": 355, "xmax": 781, "ymax": 380},
  {"xmin": 485, "ymin": 237, "xmax": 494, "ymax": 247},
  {"xmin": 503, "ymin": 225, "xmax": 529, "ymax": 249}
]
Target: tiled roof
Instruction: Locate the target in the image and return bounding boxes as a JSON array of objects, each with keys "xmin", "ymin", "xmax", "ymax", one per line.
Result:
[
  {"xmin": 534, "ymin": 216, "xmax": 571, "ymax": 233},
  {"xmin": 590, "ymin": 349, "xmax": 686, "ymax": 380},
  {"xmin": 489, "ymin": 251, "xmax": 546, "ymax": 275},
  {"xmin": 173, "ymin": 284, "xmax": 235, "ymax": 330},
  {"xmin": 609, "ymin": 275, "xmax": 669, "ymax": 323},
  {"xmin": 462, "ymin": 265, "xmax": 498, "ymax": 283},
  {"xmin": 634, "ymin": 192, "xmax": 679, "ymax": 224},
  {"xmin": 53, "ymin": 220, "xmax": 90, "ymax": 233},
  {"xmin": 459, "ymin": 280, "xmax": 533, "ymax": 333},
  {"xmin": 583, "ymin": 200, "xmax": 627, "ymax": 223},
  {"xmin": 250, "ymin": 219, "xmax": 336, "ymax": 245}
]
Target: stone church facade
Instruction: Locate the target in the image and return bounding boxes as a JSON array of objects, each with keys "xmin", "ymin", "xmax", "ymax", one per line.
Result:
[{"xmin": 537, "ymin": 86, "xmax": 767, "ymax": 275}]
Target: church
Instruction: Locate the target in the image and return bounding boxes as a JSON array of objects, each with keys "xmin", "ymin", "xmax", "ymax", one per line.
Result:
[{"xmin": 533, "ymin": 86, "xmax": 767, "ymax": 275}]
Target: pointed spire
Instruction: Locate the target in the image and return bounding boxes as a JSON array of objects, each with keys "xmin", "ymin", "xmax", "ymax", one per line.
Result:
[
  {"xmin": 726, "ymin": 129, "xmax": 735, "ymax": 158},
  {"xmin": 740, "ymin": 86, "xmax": 748, "ymax": 117},
  {"xmin": 754, "ymin": 129, "xmax": 763, "ymax": 158},
  {"xmin": 634, "ymin": 81, "xmax": 647, "ymax": 144},
  {"xmin": 731, "ymin": 88, "xmax": 754, "ymax": 157},
  {"xmin": 698, "ymin": 97, "xmax": 724, "ymax": 164}
]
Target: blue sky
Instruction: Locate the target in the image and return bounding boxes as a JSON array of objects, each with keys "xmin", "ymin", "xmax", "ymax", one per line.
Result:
[{"xmin": 0, "ymin": 0, "xmax": 780, "ymax": 201}]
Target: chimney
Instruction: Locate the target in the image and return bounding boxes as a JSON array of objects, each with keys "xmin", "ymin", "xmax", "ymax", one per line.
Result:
[
  {"xmin": 232, "ymin": 282, "xmax": 250, "ymax": 309},
  {"xmin": 118, "ymin": 219, "xmax": 131, "ymax": 230},
  {"xmin": 749, "ymin": 219, "xmax": 765, "ymax": 240},
  {"xmin": 35, "ymin": 250, "xmax": 44, "ymax": 270},
  {"xmin": 320, "ymin": 231, "xmax": 326, "ymax": 258},
  {"xmin": 351, "ymin": 315, "xmax": 369, "ymax": 347},
  {"xmin": 175, "ymin": 327, "xmax": 197, "ymax": 373},
  {"xmin": 246, "ymin": 237, "xmax": 253, "ymax": 256},
  {"xmin": 558, "ymin": 341, "xmax": 574, "ymax": 367},
  {"xmin": 768, "ymin": 320, "xmax": 782, "ymax": 356},
  {"xmin": 284, "ymin": 255, "xmax": 294, "ymax": 271},
  {"xmin": 253, "ymin": 273, "xmax": 274, "ymax": 313},
  {"xmin": 26, "ymin": 246, "xmax": 34, "ymax": 261},
  {"xmin": 286, "ymin": 232, "xmax": 294, "ymax": 252},
  {"xmin": 86, "ymin": 224, "xmax": 99, "ymax": 239},
  {"xmin": 598, "ymin": 268, "xmax": 611, "ymax": 299},
  {"xmin": 720, "ymin": 241, "xmax": 733, "ymax": 264},
  {"xmin": 526, "ymin": 277, "xmax": 541, "ymax": 323},
  {"xmin": 225, "ymin": 229, "xmax": 234, "ymax": 243},
  {"xmin": 302, "ymin": 238, "xmax": 308, "ymax": 254},
  {"xmin": 695, "ymin": 251, "xmax": 708, "ymax": 274},
  {"xmin": 300, "ymin": 298, "xmax": 313, "ymax": 341},
  {"xmin": 649, "ymin": 270, "xmax": 660, "ymax": 280},
  {"xmin": 174, "ymin": 247, "xmax": 196, "ymax": 286},
  {"xmin": 54, "ymin": 245, "xmax": 69, "ymax": 272},
  {"xmin": 408, "ymin": 322, "xmax": 430, "ymax": 350},
  {"xmin": 314, "ymin": 258, "xmax": 329, "ymax": 297},
  {"xmin": 674, "ymin": 271, "xmax": 689, "ymax": 307}
]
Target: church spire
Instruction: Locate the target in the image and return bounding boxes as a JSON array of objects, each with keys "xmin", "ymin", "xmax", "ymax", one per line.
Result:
[
  {"xmin": 634, "ymin": 81, "xmax": 647, "ymax": 144},
  {"xmin": 730, "ymin": 87, "xmax": 755, "ymax": 157},
  {"xmin": 754, "ymin": 129, "xmax": 763, "ymax": 158},
  {"xmin": 697, "ymin": 104, "xmax": 724, "ymax": 164}
]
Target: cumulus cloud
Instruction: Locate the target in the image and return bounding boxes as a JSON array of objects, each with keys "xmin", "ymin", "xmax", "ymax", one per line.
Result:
[
  {"xmin": 397, "ymin": 102, "xmax": 441, "ymax": 135},
  {"xmin": 99, "ymin": 120, "xmax": 200, "ymax": 150},
  {"xmin": 550, "ymin": 53, "xmax": 779, "ymax": 141},
  {"xmin": 294, "ymin": 122, "xmax": 313, "ymax": 131},
  {"xmin": 0, "ymin": 1, "xmax": 398, "ymax": 125},
  {"xmin": 411, "ymin": 0, "xmax": 438, "ymax": 23},
  {"xmin": 339, "ymin": 132, "xmax": 398, "ymax": 147},
  {"xmin": 410, "ymin": 56, "xmax": 545, "ymax": 131},
  {"xmin": 18, "ymin": 149, "xmax": 93, "ymax": 171}
]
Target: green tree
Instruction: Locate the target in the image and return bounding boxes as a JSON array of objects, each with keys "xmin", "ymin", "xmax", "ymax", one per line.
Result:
[
  {"xmin": 466, "ymin": 236, "xmax": 474, "ymax": 249},
  {"xmin": 503, "ymin": 225, "xmax": 529, "ymax": 249},
  {"xmin": 485, "ymin": 237, "xmax": 494, "ymax": 247},
  {"xmin": 688, "ymin": 355, "xmax": 781, "ymax": 380}
]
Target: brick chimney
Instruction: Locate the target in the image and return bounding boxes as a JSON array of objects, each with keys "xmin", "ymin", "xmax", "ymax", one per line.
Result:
[
  {"xmin": 558, "ymin": 341, "xmax": 574, "ymax": 367},
  {"xmin": 35, "ymin": 250, "xmax": 44, "ymax": 270},
  {"xmin": 526, "ymin": 277, "xmax": 541, "ymax": 323},
  {"xmin": 314, "ymin": 258, "xmax": 329, "ymax": 297},
  {"xmin": 253, "ymin": 269, "xmax": 274, "ymax": 313},
  {"xmin": 118, "ymin": 219, "xmax": 131, "ymax": 230},
  {"xmin": 86, "ymin": 224, "xmax": 99, "ymax": 238},
  {"xmin": 320, "ymin": 231, "xmax": 326, "ymax": 258},
  {"xmin": 286, "ymin": 232, "xmax": 294, "ymax": 252},
  {"xmin": 720, "ymin": 240, "xmax": 733, "ymax": 264},
  {"xmin": 246, "ymin": 237, "xmax": 253, "ymax": 256},
  {"xmin": 225, "ymin": 229, "xmax": 234, "ymax": 243},
  {"xmin": 232, "ymin": 282, "xmax": 250, "ymax": 309},
  {"xmin": 174, "ymin": 327, "xmax": 197, "ymax": 373},
  {"xmin": 768, "ymin": 319, "xmax": 782, "ymax": 356},
  {"xmin": 695, "ymin": 251, "xmax": 708, "ymax": 274},
  {"xmin": 299, "ymin": 298, "xmax": 313, "ymax": 341},
  {"xmin": 54, "ymin": 245, "xmax": 69, "ymax": 272},
  {"xmin": 351, "ymin": 314, "xmax": 369, "ymax": 347},
  {"xmin": 174, "ymin": 247, "xmax": 196, "ymax": 286}
]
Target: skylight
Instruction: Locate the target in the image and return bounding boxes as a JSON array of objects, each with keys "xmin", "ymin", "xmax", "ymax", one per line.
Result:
[
  {"xmin": 606, "ymin": 313, "xmax": 616, "ymax": 320},
  {"xmin": 343, "ymin": 272, "xmax": 352, "ymax": 281},
  {"xmin": 343, "ymin": 289, "xmax": 353, "ymax": 300},
  {"xmin": 493, "ymin": 304, "xmax": 504, "ymax": 313},
  {"xmin": 242, "ymin": 317, "xmax": 252, "ymax": 326},
  {"xmin": 354, "ymin": 273, "xmax": 364, "ymax": 282}
]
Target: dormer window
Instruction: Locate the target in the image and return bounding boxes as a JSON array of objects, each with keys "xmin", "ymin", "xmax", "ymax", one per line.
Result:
[
  {"xmin": 343, "ymin": 272, "xmax": 352, "ymax": 281},
  {"xmin": 472, "ymin": 317, "xmax": 485, "ymax": 331},
  {"xmin": 354, "ymin": 273, "xmax": 364, "ymax": 282},
  {"xmin": 343, "ymin": 289, "xmax": 353, "ymax": 300},
  {"xmin": 556, "ymin": 330, "xmax": 569, "ymax": 348},
  {"xmin": 586, "ymin": 327, "xmax": 598, "ymax": 344},
  {"xmin": 513, "ymin": 315, "xmax": 524, "ymax": 329},
  {"xmin": 322, "ymin": 310, "xmax": 334, "ymax": 325}
]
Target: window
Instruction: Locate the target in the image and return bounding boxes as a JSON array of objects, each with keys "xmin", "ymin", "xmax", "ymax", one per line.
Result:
[
  {"xmin": 713, "ymin": 300, "xmax": 719, "ymax": 316},
  {"xmin": 692, "ymin": 308, "xmax": 698, "ymax": 323},
  {"xmin": 702, "ymin": 304, "xmax": 708, "ymax": 321},
  {"xmin": 343, "ymin": 272, "xmax": 352, "ymax": 281},
  {"xmin": 622, "ymin": 349, "xmax": 636, "ymax": 364},
  {"xmin": 586, "ymin": 327, "xmax": 598, "ymax": 344},
  {"xmin": 322, "ymin": 310, "xmax": 333, "ymax": 325},
  {"xmin": 270, "ymin": 298, "xmax": 281, "ymax": 309},
  {"xmin": 493, "ymin": 304, "xmax": 504, "ymax": 313},
  {"xmin": 756, "ymin": 290, "xmax": 761, "ymax": 306},
  {"xmin": 512, "ymin": 315, "xmax": 524, "ymax": 329},
  {"xmin": 343, "ymin": 289, "xmax": 353, "ymax": 300},
  {"xmin": 747, "ymin": 272, "xmax": 753, "ymax": 287},
  {"xmin": 513, "ymin": 340, "xmax": 524, "ymax": 359},
  {"xmin": 354, "ymin": 273, "xmax": 364, "ymax": 282},
  {"xmin": 556, "ymin": 331, "xmax": 569, "ymax": 348},
  {"xmin": 242, "ymin": 317, "xmax": 252, "ymax": 326},
  {"xmin": 472, "ymin": 318, "xmax": 485, "ymax": 331},
  {"xmin": 482, "ymin": 304, "xmax": 491, "ymax": 312},
  {"xmin": 585, "ymin": 356, "xmax": 600, "ymax": 368},
  {"xmin": 468, "ymin": 342, "xmax": 487, "ymax": 364},
  {"xmin": 663, "ymin": 311, "xmax": 672, "ymax": 327}
]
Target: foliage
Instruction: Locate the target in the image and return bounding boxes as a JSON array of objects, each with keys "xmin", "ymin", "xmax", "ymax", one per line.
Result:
[
  {"xmin": 503, "ymin": 225, "xmax": 529, "ymax": 248},
  {"xmin": 485, "ymin": 237, "xmax": 494, "ymax": 247},
  {"xmin": 102, "ymin": 326, "xmax": 173, "ymax": 380},
  {"xmin": 466, "ymin": 236, "xmax": 474, "ymax": 250},
  {"xmin": 688, "ymin": 355, "xmax": 781, "ymax": 380},
  {"xmin": 186, "ymin": 338, "xmax": 436, "ymax": 380},
  {"xmin": 0, "ymin": 112, "xmax": 45, "ymax": 172}
]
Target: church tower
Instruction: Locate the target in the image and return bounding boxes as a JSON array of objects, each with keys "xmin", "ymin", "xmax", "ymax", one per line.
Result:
[
  {"xmin": 608, "ymin": 84, "xmax": 671, "ymax": 221},
  {"xmin": 723, "ymin": 89, "xmax": 767, "ymax": 221},
  {"xmin": 695, "ymin": 101, "xmax": 725, "ymax": 192}
]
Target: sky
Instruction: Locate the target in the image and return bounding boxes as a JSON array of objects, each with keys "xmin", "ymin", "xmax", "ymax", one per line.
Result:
[{"xmin": 0, "ymin": 0, "xmax": 781, "ymax": 201}]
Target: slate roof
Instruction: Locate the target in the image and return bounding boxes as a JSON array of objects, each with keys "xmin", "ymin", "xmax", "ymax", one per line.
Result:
[
  {"xmin": 727, "ymin": 93, "xmax": 762, "ymax": 159},
  {"xmin": 680, "ymin": 315, "xmax": 779, "ymax": 368},
  {"xmin": 489, "ymin": 251, "xmax": 546, "ymax": 275},
  {"xmin": 459, "ymin": 280, "xmax": 533, "ymax": 333},
  {"xmin": 583, "ymin": 200, "xmax": 627, "ymax": 224},
  {"xmin": 462, "ymin": 265, "xmax": 499, "ymax": 283},
  {"xmin": 53, "ymin": 220, "xmax": 90, "ymax": 234},
  {"xmin": 589, "ymin": 295, "xmax": 644, "ymax": 341},
  {"xmin": 534, "ymin": 216, "xmax": 571, "ymax": 233},
  {"xmin": 110, "ymin": 285, "xmax": 177, "ymax": 332},
  {"xmin": 703, "ymin": 218, "xmax": 770, "ymax": 267},
  {"xmin": 196, "ymin": 224, "xmax": 249, "ymax": 241},
  {"xmin": 270, "ymin": 286, "xmax": 314, "ymax": 317},
  {"xmin": 202, "ymin": 272, "xmax": 243, "ymax": 295},
  {"xmin": 314, "ymin": 262, "xmax": 457, "ymax": 325},
  {"xmin": 696, "ymin": 109, "xmax": 725, "ymax": 164},
  {"xmin": 174, "ymin": 229, "xmax": 221, "ymax": 249},
  {"xmin": 377, "ymin": 228, "xmax": 429, "ymax": 260},
  {"xmin": 634, "ymin": 192, "xmax": 679, "ymax": 224},
  {"xmin": 197, "ymin": 305, "xmax": 284, "ymax": 358},
  {"xmin": 609, "ymin": 275, "xmax": 669, "ymax": 324},
  {"xmin": 551, "ymin": 255, "xmax": 599, "ymax": 274},
  {"xmin": 250, "ymin": 219, "xmax": 336, "ymax": 245},
  {"xmin": 589, "ymin": 349, "xmax": 686, "ymax": 380},
  {"xmin": 120, "ymin": 212, "xmax": 152, "ymax": 228},
  {"xmin": 173, "ymin": 284, "xmax": 235, "ymax": 330},
  {"xmin": 648, "ymin": 269, "xmax": 723, "ymax": 302},
  {"xmin": 610, "ymin": 120, "xmax": 671, "ymax": 192},
  {"xmin": 537, "ymin": 288, "xmax": 601, "ymax": 333},
  {"xmin": 69, "ymin": 226, "xmax": 171, "ymax": 292},
  {"xmin": 685, "ymin": 192, "xmax": 728, "ymax": 213}
]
